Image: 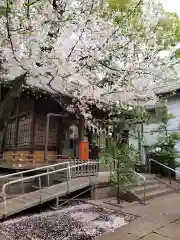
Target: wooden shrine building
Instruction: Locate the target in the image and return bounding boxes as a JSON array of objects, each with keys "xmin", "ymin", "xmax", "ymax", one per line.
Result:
[{"xmin": 0, "ymin": 80, "xmax": 106, "ymax": 170}]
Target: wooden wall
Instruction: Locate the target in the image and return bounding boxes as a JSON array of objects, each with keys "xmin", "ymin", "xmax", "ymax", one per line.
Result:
[{"xmin": 1, "ymin": 90, "xmax": 68, "ymax": 167}]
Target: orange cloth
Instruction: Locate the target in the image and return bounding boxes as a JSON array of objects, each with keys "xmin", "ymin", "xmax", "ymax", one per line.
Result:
[{"xmin": 79, "ymin": 141, "xmax": 89, "ymax": 160}]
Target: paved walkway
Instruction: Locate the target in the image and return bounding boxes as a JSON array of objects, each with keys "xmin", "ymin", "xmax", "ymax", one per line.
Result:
[{"xmin": 96, "ymin": 192, "xmax": 180, "ymax": 240}]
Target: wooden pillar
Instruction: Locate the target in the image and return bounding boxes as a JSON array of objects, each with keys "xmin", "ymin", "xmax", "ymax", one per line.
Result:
[
  {"xmin": 30, "ymin": 112, "xmax": 36, "ymax": 153},
  {"xmin": 79, "ymin": 116, "xmax": 85, "ymax": 142},
  {"xmin": 88, "ymin": 129, "xmax": 93, "ymax": 159},
  {"xmin": 57, "ymin": 118, "xmax": 62, "ymax": 155},
  {"xmin": 14, "ymin": 96, "xmax": 20, "ymax": 151}
]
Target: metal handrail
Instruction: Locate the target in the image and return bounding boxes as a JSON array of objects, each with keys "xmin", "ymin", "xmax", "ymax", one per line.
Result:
[
  {"xmin": 2, "ymin": 161, "xmax": 98, "ymax": 214},
  {"xmin": 149, "ymin": 158, "xmax": 180, "ymax": 184},
  {"xmin": 0, "ymin": 160, "xmax": 70, "ymax": 181},
  {"xmin": 134, "ymin": 171, "xmax": 146, "ymax": 204},
  {"xmin": 0, "ymin": 154, "xmax": 69, "ymax": 157},
  {"xmin": 150, "ymin": 159, "xmax": 180, "ymax": 175},
  {"xmin": 0, "ymin": 154, "xmax": 70, "ymax": 169},
  {"xmin": 0, "ymin": 159, "xmax": 97, "ymax": 180},
  {"xmin": 134, "ymin": 171, "xmax": 146, "ymax": 182}
]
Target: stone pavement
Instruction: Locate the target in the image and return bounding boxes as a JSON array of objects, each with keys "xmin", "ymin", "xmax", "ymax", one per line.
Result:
[{"xmin": 96, "ymin": 192, "xmax": 180, "ymax": 240}]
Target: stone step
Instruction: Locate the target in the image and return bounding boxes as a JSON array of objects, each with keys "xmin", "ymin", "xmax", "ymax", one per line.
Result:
[
  {"xmin": 132, "ymin": 183, "xmax": 167, "ymax": 195},
  {"xmin": 138, "ymin": 187, "xmax": 175, "ymax": 202},
  {"xmin": 141, "ymin": 174, "xmax": 156, "ymax": 180},
  {"xmin": 136, "ymin": 179, "xmax": 160, "ymax": 186}
]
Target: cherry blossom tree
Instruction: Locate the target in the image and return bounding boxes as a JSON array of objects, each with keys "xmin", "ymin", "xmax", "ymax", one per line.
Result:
[
  {"xmin": 0, "ymin": 0, "xmax": 180, "ymax": 112},
  {"xmin": 0, "ymin": 0, "xmax": 180, "ymax": 202}
]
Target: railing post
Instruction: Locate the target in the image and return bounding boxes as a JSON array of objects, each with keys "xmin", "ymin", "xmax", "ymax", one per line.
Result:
[
  {"xmin": 3, "ymin": 193, "xmax": 7, "ymax": 215},
  {"xmin": 56, "ymin": 197, "xmax": 59, "ymax": 209},
  {"xmin": 33, "ymin": 158, "xmax": 35, "ymax": 168},
  {"xmin": 67, "ymin": 162, "xmax": 71, "ymax": 180},
  {"xmin": 66, "ymin": 169, "xmax": 69, "ymax": 193},
  {"xmin": 47, "ymin": 168, "xmax": 50, "ymax": 186},
  {"xmin": 89, "ymin": 159, "xmax": 91, "ymax": 177},
  {"xmin": 88, "ymin": 162, "xmax": 91, "ymax": 184},
  {"xmin": 95, "ymin": 159, "xmax": 98, "ymax": 177},
  {"xmin": 168, "ymin": 169, "xmax": 172, "ymax": 185},
  {"xmin": 39, "ymin": 176, "xmax": 42, "ymax": 204},
  {"xmin": 21, "ymin": 173, "xmax": 24, "ymax": 194},
  {"xmin": 149, "ymin": 159, "xmax": 151, "ymax": 174},
  {"xmin": 143, "ymin": 180, "xmax": 146, "ymax": 205}
]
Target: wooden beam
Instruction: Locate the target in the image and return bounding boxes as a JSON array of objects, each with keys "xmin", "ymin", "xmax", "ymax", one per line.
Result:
[{"xmin": 9, "ymin": 112, "xmax": 26, "ymax": 120}]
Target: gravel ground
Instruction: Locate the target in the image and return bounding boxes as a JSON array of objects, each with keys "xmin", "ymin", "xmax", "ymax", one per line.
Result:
[{"xmin": 0, "ymin": 203, "xmax": 131, "ymax": 240}]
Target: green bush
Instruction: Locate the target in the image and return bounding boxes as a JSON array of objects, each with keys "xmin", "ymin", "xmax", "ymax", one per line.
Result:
[{"xmin": 150, "ymin": 132, "xmax": 180, "ymax": 168}]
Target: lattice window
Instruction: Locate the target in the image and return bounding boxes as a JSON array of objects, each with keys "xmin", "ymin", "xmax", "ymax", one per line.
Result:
[
  {"xmin": 5, "ymin": 124, "xmax": 11, "ymax": 148},
  {"xmin": 9, "ymin": 122, "xmax": 16, "ymax": 147},
  {"xmin": 35, "ymin": 118, "xmax": 45, "ymax": 145},
  {"xmin": 49, "ymin": 118, "xmax": 58, "ymax": 146},
  {"xmin": 17, "ymin": 117, "xmax": 31, "ymax": 145},
  {"xmin": 35, "ymin": 116, "xmax": 58, "ymax": 147},
  {"xmin": 4, "ymin": 122, "xmax": 16, "ymax": 148},
  {"xmin": 49, "ymin": 128, "xmax": 57, "ymax": 146}
]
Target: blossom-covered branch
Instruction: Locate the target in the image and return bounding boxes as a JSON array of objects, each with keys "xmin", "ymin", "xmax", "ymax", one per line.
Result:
[{"xmin": 0, "ymin": 0, "xmax": 180, "ymax": 118}]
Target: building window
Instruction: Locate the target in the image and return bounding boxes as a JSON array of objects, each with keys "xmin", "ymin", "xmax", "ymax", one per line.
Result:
[
  {"xmin": 49, "ymin": 126, "xmax": 58, "ymax": 146},
  {"xmin": 35, "ymin": 116, "xmax": 58, "ymax": 147},
  {"xmin": 17, "ymin": 117, "xmax": 31, "ymax": 145},
  {"xmin": 35, "ymin": 118, "xmax": 46, "ymax": 145},
  {"xmin": 5, "ymin": 122, "xmax": 16, "ymax": 148}
]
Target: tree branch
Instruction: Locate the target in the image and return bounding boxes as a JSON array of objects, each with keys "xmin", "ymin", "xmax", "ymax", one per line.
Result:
[{"xmin": 5, "ymin": 0, "xmax": 20, "ymax": 64}]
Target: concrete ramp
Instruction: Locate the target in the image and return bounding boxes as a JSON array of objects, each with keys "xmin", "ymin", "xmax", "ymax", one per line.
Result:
[{"xmin": 0, "ymin": 177, "xmax": 90, "ymax": 219}]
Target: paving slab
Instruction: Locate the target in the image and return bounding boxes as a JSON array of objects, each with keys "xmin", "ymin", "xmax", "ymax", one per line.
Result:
[
  {"xmin": 155, "ymin": 223, "xmax": 180, "ymax": 239},
  {"xmin": 121, "ymin": 218, "xmax": 163, "ymax": 237},
  {"xmin": 141, "ymin": 233, "xmax": 172, "ymax": 240},
  {"xmin": 96, "ymin": 217, "xmax": 165, "ymax": 240},
  {"xmin": 124, "ymin": 193, "xmax": 180, "ymax": 219},
  {"xmin": 96, "ymin": 193, "xmax": 180, "ymax": 240}
]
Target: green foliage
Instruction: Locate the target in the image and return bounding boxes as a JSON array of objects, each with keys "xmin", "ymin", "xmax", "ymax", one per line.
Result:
[
  {"xmin": 156, "ymin": 12, "xmax": 180, "ymax": 50},
  {"xmin": 99, "ymin": 103, "xmax": 146, "ymax": 202},
  {"xmin": 0, "ymin": 1, "xmax": 14, "ymax": 16},
  {"xmin": 108, "ymin": 0, "xmax": 132, "ymax": 10},
  {"xmin": 0, "ymin": 6, "xmax": 6, "ymax": 17},
  {"xmin": 149, "ymin": 108, "xmax": 180, "ymax": 168},
  {"xmin": 175, "ymin": 49, "xmax": 180, "ymax": 58},
  {"xmin": 101, "ymin": 140, "xmax": 138, "ymax": 192},
  {"xmin": 146, "ymin": 106, "xmax": 174, "ymax": 126},
  {"xmin": 151, "ymin": 132, "xmax": 180, "ymax": 167},
  {"xmin": 109, "ymin": 2, "xmax": 180, "ymax": 52}
]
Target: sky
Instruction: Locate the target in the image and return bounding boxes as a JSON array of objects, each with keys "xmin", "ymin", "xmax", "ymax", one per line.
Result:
[{"xmin": 163, "ymin": 0, "xmax": 180, "ymax": 15}]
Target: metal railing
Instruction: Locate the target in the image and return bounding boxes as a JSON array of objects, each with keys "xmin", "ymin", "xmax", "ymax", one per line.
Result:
[
  {"xmin": 0, "ymin": 161, "xmax": 70, "ymax": 192},
  {"xmin": 0, "ymin": 159, "xmax": 98, "ymax": 193},
  {"xmin": 134, "ymin": 171, "xmax": 146, "ymax": 204},
  {"xmin": 2, "ymin": 161, "xmax": 98, "ymax": 214},
  {"xmin": 109, "ymin": 161, "xmax": 146, "ymax": 204},
  {"xmin": 149, "ymin": 159, "xmax": 180, "ymax": 185},
  {"xmin": 0, "ymin": 154, "xmax": 70, "ymax": 168},
  {"xmin": 0, "ymin": 159, "xmax": 98, "ymax": 179}
]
